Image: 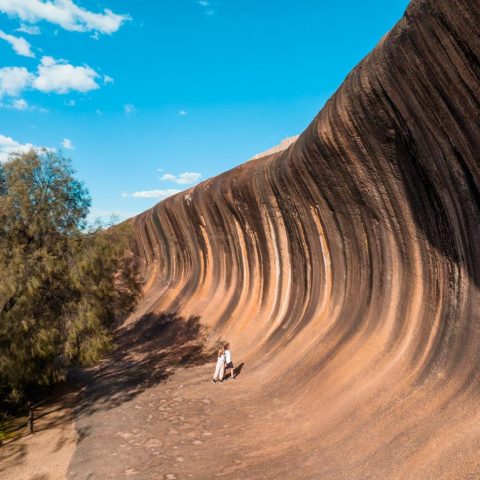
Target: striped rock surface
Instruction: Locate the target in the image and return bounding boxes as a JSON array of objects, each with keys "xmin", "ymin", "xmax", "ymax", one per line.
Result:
[{"xmin": 130, "ymin": 1, "xmax": 480, "ymax": 477}]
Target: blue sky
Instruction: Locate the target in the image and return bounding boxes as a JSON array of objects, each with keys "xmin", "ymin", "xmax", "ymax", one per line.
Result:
[{"xmin": 0, "ymin": 0, "xmax": 410, "ymax": 222}]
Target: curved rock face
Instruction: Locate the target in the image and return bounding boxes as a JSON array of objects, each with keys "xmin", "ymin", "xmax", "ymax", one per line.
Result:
[{"xmin": 131, "ymin": 0, "xmax": 480, "ymax": 477}]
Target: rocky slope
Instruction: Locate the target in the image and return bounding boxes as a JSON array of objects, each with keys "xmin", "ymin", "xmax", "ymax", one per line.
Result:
[{"xmin": 129, "ymin": 0, "xmax": 480, "ymax": 477}]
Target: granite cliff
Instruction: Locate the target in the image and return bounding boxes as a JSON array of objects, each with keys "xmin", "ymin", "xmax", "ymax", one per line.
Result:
[{"xmin": 128, "ymin": 0, "xmax": 480, "ymax": 477}]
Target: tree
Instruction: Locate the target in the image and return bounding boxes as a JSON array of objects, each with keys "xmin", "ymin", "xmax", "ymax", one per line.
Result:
[{"xmin": 0, "ymin": 151, "xmax": 140, "ymax": 409}]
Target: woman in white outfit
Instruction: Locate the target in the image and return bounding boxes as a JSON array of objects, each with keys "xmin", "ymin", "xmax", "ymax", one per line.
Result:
[{"xmin": 212, "ymin": 348, "xmax": 226, "ymax": 383}]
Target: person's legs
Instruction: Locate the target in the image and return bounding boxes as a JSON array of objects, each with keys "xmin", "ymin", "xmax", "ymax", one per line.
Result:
[
  {"xmin": 219, "ymin": 363, "xmax": 225, "ymax": 382},
  {"xmin": 213, "ymin": 362, "xmax": 221, "ymax": 382},
  {"xmin": 225, "ymin": 362, "xmax": 235, "ymax": 379}
]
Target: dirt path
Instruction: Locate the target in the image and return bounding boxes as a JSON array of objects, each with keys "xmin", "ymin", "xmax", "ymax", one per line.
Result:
[{"xmin": 0, "ymin": 387, "xmax": 78, "ymax": 480}]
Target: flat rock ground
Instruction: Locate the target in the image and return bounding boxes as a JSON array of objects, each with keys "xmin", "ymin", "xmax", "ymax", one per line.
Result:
[{"xmin": 66, "ymin": 313, "xmax": 300, "ymax": 480}]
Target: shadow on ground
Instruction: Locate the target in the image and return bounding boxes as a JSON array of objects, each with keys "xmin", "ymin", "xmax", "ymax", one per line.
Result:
[
  {"xmin": 1, "ymin": 312, "xmax": 217, "ymax": 458},
  {"xmin": 70, "ymin": 313, "xmax": 216, "ymax": 426}
]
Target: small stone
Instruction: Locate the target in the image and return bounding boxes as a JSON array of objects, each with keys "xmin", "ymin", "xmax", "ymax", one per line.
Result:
[
  {"xmin": 165, "ymin": 474, "xmax": 177, "ymax": 480},
  {"xmin": 145, "ymin": 438, "xmax": 163, "ymax": 449},
  {"xmin": 202, "ymin": 398, "xmax": 211, "ymax": 405},
  {"xmin": 193, "ymin": 440, "xmax": 202, "ymax": 445}
]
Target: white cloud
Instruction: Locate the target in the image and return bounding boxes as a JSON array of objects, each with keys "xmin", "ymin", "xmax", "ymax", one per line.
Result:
[
  {"xmin": 179, "ymin": 110, "xmax": 187, "ymax": 116},
  {"xmin": 0, "ymin": 133, "xmax": 52, "ymax": 163},
  {"xmin": 33, "ymin": 56, "xmax": 99, "ymax": 93},
  {"xmin": 87, "ymin": 208, "xmax": 139, "ymax": 224},
  {"xmin": 197, "ymin": 1, "xmax": 214, "ymax": 15},
  {"xmin": 129, "ymin": 189, "xmax": 181, "ymax": 199},
  {"xmin": 124, "ymin": 103, "xmax": 136, "ymax": 115},
  {"xmin": 0, "ymin": 0, "xmax": 129, "ymax": 35},
  {"xmin": 0, "ymin": 56, "xmax": 107, "ymax": 98},
  {"xmin": 16, "ymin": 24, "xmax": 41, "ymax": 35},
  {"xmin": 0, "ymin": 57, "xmax": 103, "ymax": 97},
  {"xmin": 0, "ymin": 98, "xmax": 47, "ymax": 111},
  {"xmin": 103, "ymin": 75, "xmax": 114, "ymax": 84},
  {"xmin": 12, "ymin": 98, "xmax": 28, "ymax": 109},
  {"xmin": 0, "ymin": 29, "xmax": 35, "ymax": 57},
  {"xmin": 0, "ymin": 66, "xmax": 33, "ymax": 97},
  {"xmin": 62, "ymin": 138, "xmax": 74, "ymax": 149},
  {"xmin": 65, "ymin": 99, "xmax": 75, "ymax": 106},
  {"xmin": 161, "ymin": 171, "xmax": 202, "ymax": 185}
]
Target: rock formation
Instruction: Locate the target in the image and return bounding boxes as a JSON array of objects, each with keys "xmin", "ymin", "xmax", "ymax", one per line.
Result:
[{"xmin": 130, "ymin": 0, "xmax": 480, "ymax": 477}]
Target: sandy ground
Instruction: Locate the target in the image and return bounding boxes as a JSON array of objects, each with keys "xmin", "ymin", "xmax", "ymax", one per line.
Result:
[{"xmin": 0, "ymin": 388, "xmax": 78, "ymax": 480}]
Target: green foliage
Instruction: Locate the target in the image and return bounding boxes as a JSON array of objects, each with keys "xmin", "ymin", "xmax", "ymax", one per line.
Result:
[
  {"xmin": 0, "ymin": 151, "xmax": 140, "ymax": 411},
  {"xmin": 0, "ymin": 163, "xmax": 6, "ymax": 196}
]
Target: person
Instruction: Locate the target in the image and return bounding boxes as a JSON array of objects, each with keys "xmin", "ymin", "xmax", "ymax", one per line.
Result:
[
  {"xmin": 224, "ymin": 343, "xmax": 235, "ymax": 380},
  {"xmin": 212, "ymin": 348, "xmax": 226, "ymax": 383}
]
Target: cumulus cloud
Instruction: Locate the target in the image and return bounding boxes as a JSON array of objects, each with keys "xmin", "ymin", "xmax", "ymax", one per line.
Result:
[
  {"xmin": 127, "ymin": 189, "xmax": 181, "ymax": 199},
  {"xmin": 87, "ymin": 208, "xmax": 139, "ymax": 224},
  {"xmin": 0, "ymin": 29, "xmax": 35, "ymax": 57},
  {"xmin": 0, "ymin": 0, "xmax": 129, "ymax": 35},
  {"xmin": 103, "ymin": 75, "xmax": 114, "ymax": 84},
  {"xmin": 12, "ymin": 98, "xmax": 28, "ymax": 109},
  {"xmin": 161, "ymin": 171, "xmax": 202, "ymax": 185},
  {"xmin": 61, "ymin": 138, "xmax": 74, "ymax": 149},
  {"xmin": 0, "ymin": 133, "xmax": 52, "ymax": 163},
  {"xmin": 197, "ymin": 1, "xmax": 214, "ymax": 16},
  {"xmin": 0, "ymin": 66, "xmax": 33, "ymax": 97},
  {"xmin": 33, "ymin": 56, "xmax": 99, "ymax": 93},
  {"xmin": 124, "ymin": 103, "xmax": 136, "ymax": 115},
  {"xmin": 16, "ymin": 24, "xmax": 41, "ymax": 35},
  {"xmin": 0, "ymin": 57, "xmax": 103, "ymax": 98},
  {"xmin": 0, "ymin": 98, "xmax": 47, "ymax": 111}
]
